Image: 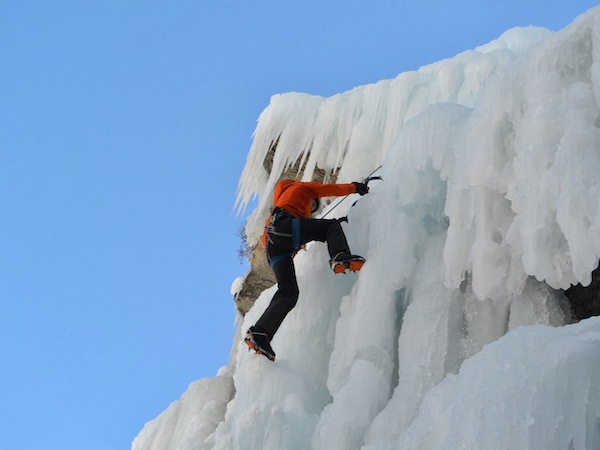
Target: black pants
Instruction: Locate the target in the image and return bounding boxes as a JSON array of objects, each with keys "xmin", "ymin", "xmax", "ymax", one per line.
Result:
[{"xmin": 255, "ymin": 217, "xmax": 350, "ymax": 338}]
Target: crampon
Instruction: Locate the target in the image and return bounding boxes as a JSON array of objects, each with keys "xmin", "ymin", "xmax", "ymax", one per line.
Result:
[
  {"xmin": 330, "ymin": 255, "xmax": 365, "ymax": 274},
  {"xmin": 244, "ymin": 327, "xmax": 276, "ymax": 361}
]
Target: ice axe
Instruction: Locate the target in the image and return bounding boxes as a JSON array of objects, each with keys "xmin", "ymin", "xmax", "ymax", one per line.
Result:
[
  {"xmin": 321, "ymin": 168, "xmax": 383, "ymax": 220},
  {"xmin": 341, "ymin": 175, "xmax": 382, "ymax": 221},
  {"xmin": 363, "ymin": 175, "xmax": 383, "ymax": 185}
]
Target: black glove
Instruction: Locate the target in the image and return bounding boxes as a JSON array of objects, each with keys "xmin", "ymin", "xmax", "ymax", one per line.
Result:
[{"xmin": 352, "ymin": 182, "xmax": 369, "ymax": 196}]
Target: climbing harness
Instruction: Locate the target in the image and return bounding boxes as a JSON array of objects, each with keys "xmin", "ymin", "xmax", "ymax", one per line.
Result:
[{"xmin": 265, "ymin": 207, "xmax": 301, "ymax": 267}]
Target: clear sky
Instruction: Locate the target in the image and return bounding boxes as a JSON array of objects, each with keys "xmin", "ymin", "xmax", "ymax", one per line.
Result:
[{"xmin": 1, "ymin": 1, "xmax": 597, "ymax": 449}]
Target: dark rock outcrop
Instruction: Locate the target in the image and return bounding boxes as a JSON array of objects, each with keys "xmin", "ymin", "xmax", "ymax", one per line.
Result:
[{"xmin": 564, "ymin": 262, "xmax": 600, "ymax": 321}]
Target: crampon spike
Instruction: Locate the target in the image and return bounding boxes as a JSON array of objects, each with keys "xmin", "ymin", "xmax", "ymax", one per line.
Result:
[
  {"xmin": 333, "ymin": 263, "xmax": 347, "ymax": 274},
  {"xmin": 348, "ymin": 260, "xmax": 365, "ymax": 272}
]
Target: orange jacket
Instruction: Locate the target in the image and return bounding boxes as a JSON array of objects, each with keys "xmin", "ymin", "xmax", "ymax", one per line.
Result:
[{"xmin": 262, "ymin": 180, "xmax": 357, "ymax": 245}]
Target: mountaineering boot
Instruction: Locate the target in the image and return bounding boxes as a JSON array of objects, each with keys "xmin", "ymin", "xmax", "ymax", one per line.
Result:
[
  {"xmin": 330, "ymin": 252, "xmax": 366, "ymax": 274},
  {"xmin": 244, "ymin": 326, "xmax": 276, "ymax": 361}
]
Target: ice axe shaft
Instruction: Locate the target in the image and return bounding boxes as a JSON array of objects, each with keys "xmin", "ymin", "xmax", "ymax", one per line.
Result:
[{"xmin": 321, "ymin": 167, "xmax": 383, "ymax": 219}]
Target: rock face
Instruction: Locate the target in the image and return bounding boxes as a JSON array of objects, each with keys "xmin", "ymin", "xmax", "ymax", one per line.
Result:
[
  {"xmin": 234, "ymin": 242, "xmax": 276, "ymax": 315},
  {"xmin": 564, "ymin": 263, "xmax": 600, "ymax": 320},
  {"xmin": 234, "ymin": 138, "xmax": 338, "ymax": 316}
]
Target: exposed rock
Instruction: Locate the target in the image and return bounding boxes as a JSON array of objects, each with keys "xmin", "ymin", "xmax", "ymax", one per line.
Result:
[
  {"xmin": 564, "ymin": 262, "xmax": 600, "ymax": 321},
  {"xmin": 235, "ymin": 242, "xmax": 276, "ymax": 316}
]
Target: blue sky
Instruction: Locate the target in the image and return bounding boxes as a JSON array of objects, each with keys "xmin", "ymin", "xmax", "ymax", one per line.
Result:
[{"xmin": 1, "ymin": 1, "xmax": 597, "ymax": 449}]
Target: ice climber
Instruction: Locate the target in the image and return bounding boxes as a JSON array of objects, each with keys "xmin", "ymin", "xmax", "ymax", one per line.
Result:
[{"xmin": 244, "ymin": 179, "xmax": 369, "ymax": 361}]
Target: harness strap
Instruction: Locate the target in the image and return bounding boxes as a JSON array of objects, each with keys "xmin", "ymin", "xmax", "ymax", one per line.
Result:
[
  {"xmin": 268, "ymin": 252, "xmax": 293, "ymax": 268},
  {"xmin": 291, "ymin": 218, "xmax": 300, "ymax": 248},
  {"xmin": 265, "ymin": 227, "xmax": 293, "ymax": 238},
  {"xmin": 265, "ymin": 208, "xmax": 301, "ymax": 246}
]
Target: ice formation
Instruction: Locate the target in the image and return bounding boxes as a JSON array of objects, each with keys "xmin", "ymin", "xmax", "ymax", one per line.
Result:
[{"xmin": 134, "ymin": 6, "xmax": 600, "ymax": 450}]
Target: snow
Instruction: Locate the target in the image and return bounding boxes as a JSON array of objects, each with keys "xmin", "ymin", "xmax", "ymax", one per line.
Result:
[
  {"xmin": 230, "ymin": 276, "xmax": 245, "ymax": 297},
  {"xmin": 134, "ymin": 6, "xmax": 600, "ymax": 450}
]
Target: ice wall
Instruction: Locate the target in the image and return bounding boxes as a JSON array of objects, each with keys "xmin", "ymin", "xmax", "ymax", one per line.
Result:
[
  {"xmin": 132, "ymin": 369, "xmax": 234, "ymax": 450},
  {"xmin": 365, "ymin": 317, "xmax": 600, "ymax": 450},
  {"xmin": 134, "ymin": 6, "xmax": 600, "ymax": 450}
]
